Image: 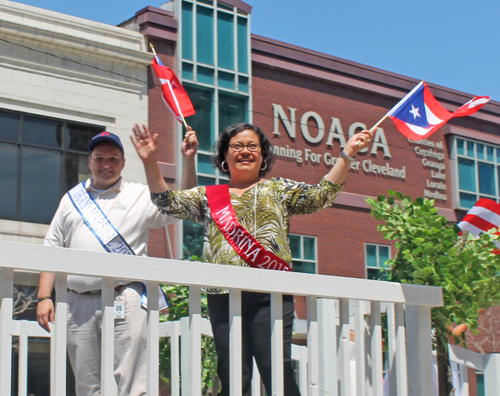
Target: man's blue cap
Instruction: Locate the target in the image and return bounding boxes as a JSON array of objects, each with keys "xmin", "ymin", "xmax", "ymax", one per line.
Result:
[{"xmin": 88, "ymin": 131, "xmax": 124, "ymax": 153}]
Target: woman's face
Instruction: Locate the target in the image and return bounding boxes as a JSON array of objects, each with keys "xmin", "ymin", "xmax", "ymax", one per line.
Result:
[{"xmin": 224, "ymin": 129, "xmax": 263, "ymax": 179}]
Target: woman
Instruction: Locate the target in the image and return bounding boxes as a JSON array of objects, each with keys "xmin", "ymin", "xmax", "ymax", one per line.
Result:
[{"xmin": 131, "ymin": 122, "xmax": 373, "ymax": 396}]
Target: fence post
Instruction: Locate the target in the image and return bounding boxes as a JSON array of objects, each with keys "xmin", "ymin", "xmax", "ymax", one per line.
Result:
[
  {"xmin": 51, "ymin": 273, "xmax": 68, "ymax": 396},
  {"xmin": 405, "ymin": 305, "xmax": 433, "ymax": 396},
  {"xmin": 318, "ymin": 298, "xmax": 338, "ymax": 396},
  {"xmin": 0, "ymin": 268, "xmax": 13, "ymax": 396},
  {"xmin": 484, "ymin": 353, "xmax": 500, "ymax": 396}
]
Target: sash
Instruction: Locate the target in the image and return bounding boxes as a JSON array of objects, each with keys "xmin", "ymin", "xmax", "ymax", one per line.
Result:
[
  {"xmin": 206, "ymin": 184, "xmax": 292, "ymax": 272},
  {"xmin": 68, "ymin": 182, "xmax": 168, "ymax": 310}
]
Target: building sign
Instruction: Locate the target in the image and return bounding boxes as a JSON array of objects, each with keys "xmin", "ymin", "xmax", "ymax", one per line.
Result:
[
  {"xmin": 271, "ymin": 104, "xmax": 405, "ymax": 179},
  {"xmin": 408, "ymin": 138, "xmax": 447, "ymax": 201}
]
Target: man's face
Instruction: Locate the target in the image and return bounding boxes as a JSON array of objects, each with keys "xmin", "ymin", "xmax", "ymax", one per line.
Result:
[{"xmin": 88, "ymin": 142, "xmax": 125, "ymax": 190}]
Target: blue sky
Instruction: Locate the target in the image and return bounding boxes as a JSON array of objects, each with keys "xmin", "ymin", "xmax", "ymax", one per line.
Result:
[{"xmin": 12, "ymin": 0, "xmax": 500, "ymax": 102}]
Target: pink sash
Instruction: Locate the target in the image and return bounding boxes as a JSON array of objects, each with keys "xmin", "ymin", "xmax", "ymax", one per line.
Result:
[{"xmin": 206, "ymin": 184, "xmax": 292, "ymax": 272}]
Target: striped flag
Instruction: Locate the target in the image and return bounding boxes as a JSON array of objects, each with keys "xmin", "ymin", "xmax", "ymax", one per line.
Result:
[
  {"xmin": 458, "ymin": 198, "xmax": 500, "ymax": 250},
  {"xmin": 388, "ymin": 81, "xmax": 490, "ymax": 140},
  {"xmin": 151, "ymin": 55, "xmax": 195, "ymax": 124}
]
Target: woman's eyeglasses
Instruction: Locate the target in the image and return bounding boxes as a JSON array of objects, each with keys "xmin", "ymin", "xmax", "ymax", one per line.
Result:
[{"xmin": 228, "ymin": 143, "xmax": 261, "ymax": 152}]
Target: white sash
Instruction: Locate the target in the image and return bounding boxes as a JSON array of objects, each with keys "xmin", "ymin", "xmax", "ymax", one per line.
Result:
[{"xmin": 68, "ymin": 181, "xmax": 168, "ymax": 310}]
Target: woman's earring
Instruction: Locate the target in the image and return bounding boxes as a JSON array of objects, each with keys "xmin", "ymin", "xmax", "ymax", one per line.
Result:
[
  {"xmin": 260, "ymin": 160, "xmax": 267, "ymax": 171},
  {"xmin": 222, "ymin": 161, "xmax": 229, "ymax": 172}
]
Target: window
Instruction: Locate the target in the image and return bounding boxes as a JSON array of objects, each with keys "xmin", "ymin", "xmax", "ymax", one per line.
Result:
[
  {"xmin": 452, "ymin": 137, "xmax": 500, "ymax": 209},
  {"xmin": 179, "ymin": 0, "xmax": 251, "ymax": 251},
  {"xmin": 0, "ymin": 110, "xmax": 104, "ymax": 224},
  {"xmin": 365, "ymin": 243, "xmax": 390, "ymax": 280},
  {"xmin": 290, "ymin": 234, "xmax": 317, "ymax": 274}
]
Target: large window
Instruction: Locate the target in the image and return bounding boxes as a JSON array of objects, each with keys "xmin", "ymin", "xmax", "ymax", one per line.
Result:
[
  {"xmin": 365, "ymin": 243, "xmax": 390, "ymax": 280},
  {"xmin": 0, "ymin": 110, "xmax": 103, "ymax": 224},
  {"xmin": 179, "ymin": 0, "xmax": 251, "ymax": 251},
  {"xmin": 452, "ymin": 137, "xmax": 500, "ymax": 209},
  {"xmin": 290, "ymin": 234, "xmax": 317, "ymax": 274}
]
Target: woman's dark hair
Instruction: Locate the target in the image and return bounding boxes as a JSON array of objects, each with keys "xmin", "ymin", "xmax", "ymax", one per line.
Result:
[{"xmin": 212, "ymin": 122, "xmax": 275, "ymax": 177}]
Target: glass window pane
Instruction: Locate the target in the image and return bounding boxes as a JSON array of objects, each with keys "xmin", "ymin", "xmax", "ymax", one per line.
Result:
[
  {"xmin": 218, "ymin": 71, "xmax": 235, "ymax": 90},
  {"xmin": 237, "ymin": 17, "xmax": 248, "ymax": 74},
  {"xmin": 196, "ymin": 6, "xmax": 214, "ymax": 66},
  {"xmin": 184, "ymin": 85, "xmax": 213, "ymax": 151},
  {"xmin": 478, "ymin": 163, "xmax": 495, "ymax": 195},
  {"xmin": 466, "ymin": 141, "xmax": 474, "ymax": 157},
  {"xmin": 367, "ymin": 268, "xmax": 381, "ymax": 280},
  {"xmin": 64, "ymin": 153, "xmax": 91, "ymax": 192},
  {"xmin": 289, "ymin": 235, "xmax": 301, "ymax": 258},
  {"xmin": 198, "ymin": 0, "xmax": 213, "ymax": 5},
  {"xmin": 198, "ymin": 175, "xmax": 215, "ymax": 186},
  {"xmin": 217, "ymin": 2, "xmax": 232, "ymax": 11},
  {"xmin": 303, "ymin": 237, "xmax": 315, "ymax": 260},
  {"xmin": 198, "ymin": 153, "xmax": 215, "ymax": 175},
  {"xmin": 182, "ymin": 1, "xmax": 193, "ymax": 61},
  {"xmin": 0, "ymin": 143, "xmax": 18, "ymax": 219},
  {"xmin": 458, "ymin": 158, "xmax": 476, "ymax": 192},
  {"xmin": 219, "ymin": 92, "xmax": 247, "ymax": 132},
  {"xmin": 487, "ymin": 146, "xmax": 494, "ymax": 162},
  {"xmin": 0, "ymin": 111, "xmax": 20, "ymax": 142},
  {"xmin": 217, "ymin": 12, "xmax": 234, "ymax": 70},
  {"xmin": 183, "ymin": 220, "xmax": 204, "ymax": 259},
  {"xmin": 21, "ymin": 147, "xmax": 61, "ymax": 223},
  {"xmin": 460, "ymin": 192, "xmax": 477, "ymax": 209},
  {"xmin": 366, "ymin": 244, "xmax": 377, "ymax": 267},
  {"xmin": 182, "ymin": 62, "xmax": 194, "ymax": 80},
  {"xmin": 477, "ymin": 144, "xmax": 484, "ymax": 160},
  {"xmin": 238, "ymin": 76, "xmax": 249, "ymax": 93},
  {"xmin": 197, "ymin": 66, "xmax": 215, "ymax": 85},
  {"xmin": 379, "ymin": 246, "xmax": 390, "ymax": 267},
  {"xmin": 456, "ymin": 139, "xmax": 464, "ymax": 156},
  {"xmin": 23, "ymin": 116, "xmax": 63, "ymax": 148},
  {"xmin": 293, "ymin": 261, "xmax": 315, "ymax": 274},
  {"xmin": 65, "ymin": 123, "xmax": 102, "ymax": 152}
]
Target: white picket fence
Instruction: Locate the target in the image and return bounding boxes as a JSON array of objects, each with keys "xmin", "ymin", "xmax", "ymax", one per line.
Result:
[{"xmin": 0, "ymin": 239, "xmax": 483, "ymax": 396}]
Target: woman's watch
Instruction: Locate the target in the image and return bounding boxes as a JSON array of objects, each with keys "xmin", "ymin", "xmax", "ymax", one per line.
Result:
[{"xmin": 340, "ymin": 151, "xmax": 356, "ymax": 162}]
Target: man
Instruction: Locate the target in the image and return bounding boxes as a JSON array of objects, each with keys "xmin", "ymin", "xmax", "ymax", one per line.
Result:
[{"xmin": 36, "ymin": 127, "xmax": 198, "ymax": 396}]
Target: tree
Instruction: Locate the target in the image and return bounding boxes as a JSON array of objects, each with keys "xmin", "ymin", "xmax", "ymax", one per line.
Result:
[{"xmin": 367, "ymin": 191, "xmax": 500, "ymax": 395}]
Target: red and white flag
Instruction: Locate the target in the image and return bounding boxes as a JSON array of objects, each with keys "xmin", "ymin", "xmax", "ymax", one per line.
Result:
[
  {"xmin": 458, "ymin": 198, "xmax": 500, "ymax": 250},
  {"xmin": 151, "ymin": 55, "xmax": 195, "ymax": 123}
]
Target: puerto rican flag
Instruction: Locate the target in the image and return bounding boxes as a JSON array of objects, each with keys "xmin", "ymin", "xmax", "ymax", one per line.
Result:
[
  {"xmin": 388, "ymin": 81, "xmax": 490, "ymax": 140},
  {"xmin": 151, "ymin": 55, "xmax": 195, "ymax": 123},
  {"xmin": 458, "ymin": 198, "xmax": 500, "ymax": 251}
]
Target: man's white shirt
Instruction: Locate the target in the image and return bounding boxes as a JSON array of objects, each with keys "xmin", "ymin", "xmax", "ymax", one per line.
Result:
[{"xmin": 44, "ymin": 177, "xmax": 177, "ymax": 292}]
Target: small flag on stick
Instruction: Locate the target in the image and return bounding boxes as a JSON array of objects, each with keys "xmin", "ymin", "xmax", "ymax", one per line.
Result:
[
  {"xmin": 150, "ymin": 43, "xmax": 195, "ymax": 128},
  {"xmin": 367, "ymin": 81, "xmax": 489, "ymax": 140}
]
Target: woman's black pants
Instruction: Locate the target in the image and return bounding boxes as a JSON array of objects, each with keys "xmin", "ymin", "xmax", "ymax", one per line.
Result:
[{"xmin": 207, "ymin": 292, "xmax": 301, "ymax": 396}]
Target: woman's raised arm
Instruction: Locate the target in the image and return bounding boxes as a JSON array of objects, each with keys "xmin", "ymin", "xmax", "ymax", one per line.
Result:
[{"xmin": 325, "ymin": 129, "xmax": 374, "ymax": 184}]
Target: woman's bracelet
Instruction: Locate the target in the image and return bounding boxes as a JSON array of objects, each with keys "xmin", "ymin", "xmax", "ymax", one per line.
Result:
[
  {"xmin": 38, "ymin": 296, "xmax": 52, "ymax": 302},
  {"xmin": 340, "ymin": 151, "xmax": 356, "ymax": 162}
]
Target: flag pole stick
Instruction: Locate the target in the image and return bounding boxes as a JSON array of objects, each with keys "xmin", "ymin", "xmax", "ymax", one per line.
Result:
[{"xmin": 149, "ymin": 43, "xmax": 189, "ymax": 131}]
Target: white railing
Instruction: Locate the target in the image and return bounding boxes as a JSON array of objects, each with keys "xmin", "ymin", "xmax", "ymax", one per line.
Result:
[{"xmin": 0, "ymin": 239, "xmax": 446, "ymax": 396}]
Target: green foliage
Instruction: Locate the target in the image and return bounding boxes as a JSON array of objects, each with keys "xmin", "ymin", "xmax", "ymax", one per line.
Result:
[
  {"xmin": 367, "ymin": 191, "xmax": 500, "ymax": 345},
  {"xmin": 158, "ymin": 256, "xmax": 219, "ymax": 394}
]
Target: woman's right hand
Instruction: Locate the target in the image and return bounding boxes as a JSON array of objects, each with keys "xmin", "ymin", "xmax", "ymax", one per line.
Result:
[{"xmin": 131, "ymin": 124, "xmax": 159, "ymax": 164}]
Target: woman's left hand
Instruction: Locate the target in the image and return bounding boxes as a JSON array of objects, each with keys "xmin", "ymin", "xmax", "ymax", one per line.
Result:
[{"xmin": 344, "ymin": 129, "xmax": 375, "ymax": 156}]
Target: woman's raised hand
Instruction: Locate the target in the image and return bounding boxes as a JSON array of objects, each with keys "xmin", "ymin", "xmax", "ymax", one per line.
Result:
[
  {"xmin": 345, "ymin": 129, "xmax": 376, "ymax": 156},
  {"xmin": 131, "ymin": 124, "xmax": 159, "ymax": 164},
  {"xmin": 181, "ymin": 125, "xmax": 199, "ymax": 159}
]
